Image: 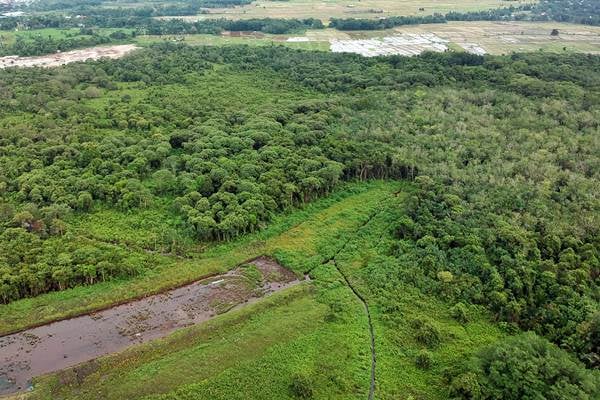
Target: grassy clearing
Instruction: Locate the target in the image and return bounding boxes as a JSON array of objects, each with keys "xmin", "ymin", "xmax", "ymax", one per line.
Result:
[
  {"xmin": 25, "ymin": 274, "xmax": 371, "ymax": 399},
  {"xmin": 0, "ymin": 180, "xmax": 400, "ymax": 336},
  {"xmin": 27, "ymin": 284, "xmax": 328, "ymax": 400},
  {"xmin": 20, "ymin": 180, "xmax": 395, "ymax": 399},
  {"xmin": 160, "ymin": 0, "xmax": 531, "ymax": 21},
  {"xmin": 134, "ymin": 34, "xmax": 330, "ymax": 51}
]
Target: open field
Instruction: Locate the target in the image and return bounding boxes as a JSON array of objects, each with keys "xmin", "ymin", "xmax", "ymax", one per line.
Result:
[
  {"xmin": 138, "ymin": 21, "xmax": 600, "ymax": 56},
  {"xmin": 160, "ymin": 0, "xmax": 532, "ymax": 21},
  {"xmin": 134, "ymin": 33, "xmax": 331, "ymax": 51},
  {"xmin": 1, "ymin": 257, "xmax": 301, "ymax": 395},
  {"xmin": 330, "ymin": 33, "xmax": 449, "ymax": 56},
  {"xmin": 2, "ymin": 21, "xmax": 596, "ymax": 60},
  {"xmin": 136, "ymin": 21, "xmax": 600, "ymax": 55},
  {"xmin": 387, "ymin": 20, "xmax": 600, "ymax": 54}
]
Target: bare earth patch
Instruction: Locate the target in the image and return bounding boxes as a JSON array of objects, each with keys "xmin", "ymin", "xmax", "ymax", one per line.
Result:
[{"xmin": 0, "ymin": 44, "xmax": 139, "ymax": 69}]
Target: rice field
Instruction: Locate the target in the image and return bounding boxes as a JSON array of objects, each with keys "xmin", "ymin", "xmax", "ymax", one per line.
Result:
[
  {"xmin": 387, "ymin": 21, "xmax": 600, "ymax": 55},
  {"xmin": 330, "ymin": 33, "xmax": 449, "ymax": 57}
]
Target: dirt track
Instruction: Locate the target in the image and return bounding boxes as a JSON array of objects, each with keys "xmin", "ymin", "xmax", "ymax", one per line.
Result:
[{"xmin": 0, "ymin": 44, "xmax": 138, "ymax": 69}]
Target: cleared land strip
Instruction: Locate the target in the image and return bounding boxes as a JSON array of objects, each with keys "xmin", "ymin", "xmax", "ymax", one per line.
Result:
[{"xmin": 0, "ymin": 45, "xmax": 138, "ymax": 69}]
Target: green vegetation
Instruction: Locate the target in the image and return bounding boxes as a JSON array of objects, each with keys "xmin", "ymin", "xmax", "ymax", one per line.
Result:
[
  {"xmin": 0, "ymin": 0, "xmax": 597, "ymax": 56},
  {"xmin": 0, "ymin": 180, "xmax": 398, "ymax": 335},
  {"xmin": 0, "ymin": 28, "xmax": 136, "ymax": 57},
  {"xmin": 448, "ymin": 332, "xmax": 599, "ymax": 399},
  {"xmin": 0, "ymin": 36, "xmax": 598, "ymax": 399},
  {"xmin": 20, "ymin": 181, "xmax": 511, "ymax": 400}
]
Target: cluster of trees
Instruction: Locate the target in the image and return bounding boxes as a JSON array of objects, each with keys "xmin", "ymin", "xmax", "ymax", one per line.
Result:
[
  {"xmin": 330, "ymin": 0, "xmax": 600, "ymax": 30},
  {"xmin": 329, "ymin": 6, "xmax": 525, "ymax": 30},
  {"xmin": 0, "ymin": 44, "xmax": 417, "ymax": 302},
  {"xmin": 531, "ymin": 0, "xmax": 600, "ymax": 26},
  {"xmin": 24, "ymin": 0, "xmax": 253, "ymax": 14},
  {"xmin": 0, "ymin": 227, "xmax": 146, "ymax": 303},
  {"xmin": 447, "ymin": 333, "xmax": 599, "ymax": 399},
  {"xmin": 0, "ymin": 16, "xmax": 324, "ymax": 37},
  {"xmin": 0, "ymin": 30, "xmax": 134, "ymax": 57}
]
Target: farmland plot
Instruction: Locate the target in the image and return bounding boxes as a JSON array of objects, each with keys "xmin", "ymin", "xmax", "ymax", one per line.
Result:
[{"xmin": 330, "ymin": 33, "xmax": 448, "ymax": 56}]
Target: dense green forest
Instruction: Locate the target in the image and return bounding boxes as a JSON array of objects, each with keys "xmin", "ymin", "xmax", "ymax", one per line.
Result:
[{"xmin": 0, "ymin": 44, "xmax": 599, "ymax": 397}]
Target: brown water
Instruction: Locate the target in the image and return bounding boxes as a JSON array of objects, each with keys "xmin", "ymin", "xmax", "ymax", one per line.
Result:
[{"xmin": 0, "ymin": 257, "xmax": 301, "ymax": 395}]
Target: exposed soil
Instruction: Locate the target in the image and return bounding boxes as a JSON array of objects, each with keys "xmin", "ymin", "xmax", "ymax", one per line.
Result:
[
  {"xmin": 0, "ymin": 44, "xmax": 138, "ymax": 69},
  {"xmin": 0, "ymin": 257, "xmax": 301, "ymax": 395}
]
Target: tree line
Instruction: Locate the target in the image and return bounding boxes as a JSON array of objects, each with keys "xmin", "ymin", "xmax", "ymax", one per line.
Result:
[
  {"xmin": 0, "ymin": 29, "xmax": 135, "ymax": 57},
  {"xmin": 329, "ymin": 0, "xmax": 600, "ymax": 30}
]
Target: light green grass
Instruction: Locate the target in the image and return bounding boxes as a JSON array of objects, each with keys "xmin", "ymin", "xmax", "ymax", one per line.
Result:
[{"xmin": 134, "ymin": 34, "xmax": 330, "ymax": 51}]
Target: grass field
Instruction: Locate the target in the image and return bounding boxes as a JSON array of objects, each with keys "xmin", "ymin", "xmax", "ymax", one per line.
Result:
[
  {"xmin": 4, "ymin": 180, "xmax": 507, "ymax": 400},
  {"xmin": 2, "ymin": 21, "xmax": 597, "ymax": 58},
  {"xmin": 160, "ymin": 0, "xmax": 532, "ymax": 21},
  {"xmin": 134, "ymin": 33, "xmax": 330, "ymax": 51}
]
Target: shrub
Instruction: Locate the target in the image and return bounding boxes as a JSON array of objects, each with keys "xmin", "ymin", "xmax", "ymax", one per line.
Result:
[
  {"xmin": 415, "ymin": 350, "xmax": 434, "ymax": 369},
  {"xmin": 450, "ymin": 332, "xmax": 600, "ymax": 399},
  {"xmin": 450, "ymin": 302, "xmax": 469, "ymax": 324},
  {"xmin": 413, "ymin": 319, "xmax": 442, "ymax": 347},
  {"xmin": 290, "ymin": 373, "xmax": 314, "ymax": 399}
]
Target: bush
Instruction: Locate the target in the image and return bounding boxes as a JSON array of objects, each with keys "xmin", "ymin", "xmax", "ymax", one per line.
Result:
[
  {"xmin": 415, "ymin": 350, "xmax": 434, "ymax": 369},
  {"xmin": 414, "ymin": 320, "xmax": 442, "ymax": 347},
  {"xmin": 450, "ymin": 302, "xmax": 469, "ymax": 324},
  {"xmin": 290, "ymin": 373, "xmax": 314, "ymax": 399}
]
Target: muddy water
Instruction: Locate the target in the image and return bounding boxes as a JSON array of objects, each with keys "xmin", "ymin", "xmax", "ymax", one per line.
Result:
[{"xmin": 0, "ymin": 257, "xmax": 301, "ymax": 395}]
